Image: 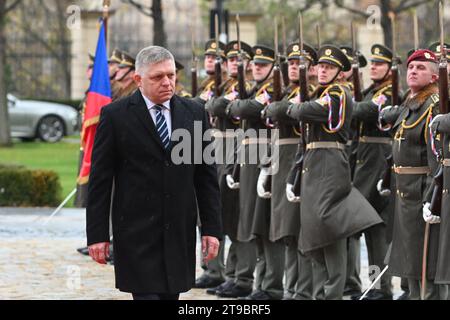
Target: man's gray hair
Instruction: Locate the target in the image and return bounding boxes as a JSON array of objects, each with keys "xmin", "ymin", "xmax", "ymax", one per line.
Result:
[{"xmin": 135, "ymin": 46, "xmax": 175, "ymax": 75}]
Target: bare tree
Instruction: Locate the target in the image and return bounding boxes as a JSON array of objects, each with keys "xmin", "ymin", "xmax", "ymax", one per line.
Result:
[
  {"xmin": 121, "ymin": 0, "xmax": 167, "ymax": 47},
  {"xmin": 0, "ymin": 0, "xmax": 21, "ymax": 147},
  {"xmin": 333, "ymin": 0, "xmax": 434, "ymax": 49}
]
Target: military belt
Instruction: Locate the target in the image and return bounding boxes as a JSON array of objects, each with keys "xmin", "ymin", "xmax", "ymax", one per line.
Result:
[
  {"xmin": 242, "ymin": 138, "xmax": 271, "ymax": 145},
  {"xmin": 359, "ymin": 136, "xmax": 393, "ymax": 145},
  {"xmin": 275, "ymin": 138, "xmax": 299, "ymax": 146},
  {"xmin": 443, "ymin": 159, "xmax": 450, "ymax": 167},
  {"xmin": 306, "ymin": 141, "xmax": 345, "ymax": 151},
  {"xmin": 212, "ymin": 130, "xmax": 237, "ymax": 139},
  {"xmin": 393, "ymin": 166, "xmax": 430, "ymax": 175}
]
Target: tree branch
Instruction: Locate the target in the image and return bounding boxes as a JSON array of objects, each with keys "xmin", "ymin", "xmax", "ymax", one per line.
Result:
[
  {"xmin": 394, "ymin": 0, "xmax": 434, "ymax": 13},
  {"xmin": 121, "ymin": 0, "xmax": 153, "ymax": 17},
  {"xmin": 333, "ymin": 0, "xmax": 370, "ymax": 18},
  {"xmin": 5, "ymin": 0, "xmax": 21, "ymax": 13}
]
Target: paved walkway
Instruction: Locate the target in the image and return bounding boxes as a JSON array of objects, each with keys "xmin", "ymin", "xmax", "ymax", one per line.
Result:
[{"xmin": 0, "ymin": 208, "xmax": 401, "ymax": 300}]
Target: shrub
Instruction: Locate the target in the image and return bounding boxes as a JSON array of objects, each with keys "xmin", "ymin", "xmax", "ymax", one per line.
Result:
[{"xmin": 0, "ymin": 165, "xmax": 62, "ymax": 207}]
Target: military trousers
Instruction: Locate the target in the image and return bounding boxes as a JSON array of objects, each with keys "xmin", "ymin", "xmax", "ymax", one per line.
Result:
[
  {"xmin": 285, "ymin": 239, "xmax": 314, "ymax": 300},
  {"xmin": 408, "ymin": 279, "xmax": 448, "ymax": 300},
  {"xmin": 344, "ymin": 236, "xmax": 362, "ymax": 294},
  {"xmin": 225, "ymin": 237, "xmax": 258, "ymax": 290}
]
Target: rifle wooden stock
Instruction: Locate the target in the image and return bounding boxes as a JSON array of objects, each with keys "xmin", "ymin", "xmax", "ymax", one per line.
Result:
[
  {"xmin": 273, "ymin": 65, "xmax": 282, "ymax": 102},
  {"xmin": 191, "ymin": 67, "xmax": 198, "ymax": 97},
  {"xmin": 214, "ymin": 59, "xmax": 222, "ymax": 97},
  {"xmin": 281, "ymin": 60, "xmax": 290, "ymax": 87},
  {"xmin": 391, "ymin": 62, "xmax": 399, "ymax": 107},
  {"xmin": 352, "ymin": 64, "xmax": 362, "ymax": 102},
  {"xmin": 430, "ymin": 166, "xmax": 444, "ymax": 215},
  {"xmin": 381, "ymin": 154, "xmax": 393, "ymax": 190}
]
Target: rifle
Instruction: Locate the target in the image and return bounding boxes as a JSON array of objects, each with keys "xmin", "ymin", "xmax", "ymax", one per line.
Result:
[
  {"xmin": 190, "ymin": 31, "xmax": 198, "ymax": 97},
  {"xmin": 214, "ymin": 14, "xmax": 222, "ymax": 97},
  {"xmin": 231, "ymin": 14, "xmax": 247, "ymax": 184},
  {"xmin": 281, "ymin": 16, "xmax": 290, "ymax": 87},
  {"xmin": 292, "ymin": 12, "xmax": 310, "ymax": 197},
  {"xmin": 423, "ymin": 1, "xmax": 449, "ymax": 300},
  {"xmin": 380, "ymin": 12, "xmax": 400, "ymax": 191},
  {"xmin": 316, "ymin": 23, "xmax": 321, "ymax": 49},
  {"xmin": 351, "ymin": 22, "xmax": 363, "ymax": 102}
]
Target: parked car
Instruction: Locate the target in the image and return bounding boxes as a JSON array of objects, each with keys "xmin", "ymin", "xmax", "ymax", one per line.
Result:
[{"xmin": 7, "ymin": 94, "xmax": 79, "ymax": 143}]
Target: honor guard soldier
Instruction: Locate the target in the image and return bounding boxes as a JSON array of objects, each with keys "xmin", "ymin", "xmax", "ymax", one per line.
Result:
[
  {"xmin": 381, "ymin": 49, "xmax": 447, "ymax": 300},
  {"xmin": 174, "ymin": 60, "xmax": 192, "ymax": 98},
  {"xmin": 351, "ymin": 44, "xmax": 398, "ymax": 300},
  {"xmin": 224, "ymin": 45, "xmax": 277, "ymax": 299},
  {"xmin": 286, "ymin": 45, "xmax": 382, "ymax": 300},
  {"xmin": 262, "ymin": 42, "xmax": 317, "ymax": 300},
  {"xmin": 112, "ymin": 52, "xmax": 137, "ymax": 101},
  {"xmin": 193, "ymin": 40, "xmax": 227, "ymax": 105},
  {"xmin": 108, "ymin": 48, "xmax": 123, "ymax": 99},
  {"xmin": 429, "ymin": 42, "xmax": 450, "ymax": 74},
  {"xmin": 199, "ymin": 40, "xmax": 253, "ymax": 295}
]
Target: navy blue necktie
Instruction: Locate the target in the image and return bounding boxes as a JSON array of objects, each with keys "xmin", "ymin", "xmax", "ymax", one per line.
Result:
[{"xmin": 154, "ymin": 105, "xmax": 170, "ymax": 149}]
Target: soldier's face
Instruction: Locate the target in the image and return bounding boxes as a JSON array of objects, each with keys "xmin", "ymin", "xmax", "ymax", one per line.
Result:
[
  {"xmin": 227, "ymin": 56, "xmax": 239, "ymax": 75},
  {"xmin": 204, "ymin": 55, "xmax": 216, "ymax": 74},
  {"xmin": 407, "ymin": 61, "xmax": 438, "ymax": 94},
  {"xmin": 109, "ymin": 62, "xmax": 119, "ymax": 78},
  {"xmin": 370, "ymin": 61, "xmax": 390, "ymax": 81},
  {"xmin": 288, "ymin": 60, "xmax": 299, "ymax": 81},
  {"xmin": 252, "ymin": 62, "xmax": 273, "ymax": 81},
  {"xmin": 115, "ymin": 67, "xmax": 131, "ymax": 81},
  {"xmin": 317, "ymin": 63, "xmax": 340, "ymax": 84},
  {"xmin": 134, "ymin": 59, "xmax": 176, "ymax": 104}
]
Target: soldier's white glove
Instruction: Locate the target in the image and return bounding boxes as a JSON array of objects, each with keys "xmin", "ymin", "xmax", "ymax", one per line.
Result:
[
  {"xmin": 377, "ymin": 179, "xmax": 391, "ymax": 197},
  {"xmin": 286, "ymin": 183, "xmax": 300, "ymax": 203},
  {"xmin": 226, "ymin": 174, "xmax": 240, "ymax": 190},
  {"xmin": 257, "ymin": 167, "xmax": 272, "ymax": 198},
  {"xmin": 423, "ymin": 202, "xmax": 441, "ymax": 224}
]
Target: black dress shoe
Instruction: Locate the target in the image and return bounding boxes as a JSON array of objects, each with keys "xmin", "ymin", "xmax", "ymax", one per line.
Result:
[
  {"xmin": 343, "ymin": 288, "xmax": 362, "ymax": 297},
  {"xmin": 353, "ymin": 290, "xmax": 393, "ymax": 300},
  {"xmin": 241, "ymin": 290, "xmax": 273, "ymax": 300},
  {"xmin": 217, "ymin": 284, "xmax": 252, "ymax": 298},
  {"xmin": 194, "ymin": 276, "xmax": 225, "ymax": 289},
  {"xmin": 76, "ymin": 247, "xmax": 89, "ymax": 256},
  {"xmin": 206, "ymin": 280, "xmax": 234, "ymax": 295}
]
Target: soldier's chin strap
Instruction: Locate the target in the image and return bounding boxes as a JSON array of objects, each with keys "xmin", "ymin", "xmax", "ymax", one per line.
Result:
[
  {"xmin": 320, "ymin": 67, "xmax": 342, "ymax": 87},
  {"xmin": 116, "ymin": 68, "xmax": 134, "ymax": 82},
  {"xmin": 256, "ymin": 62, "xmax": 276, "ymax": 85},
  {"xmin": 379, "ymin": 63, "xmax": 392, "ymax": 83}
]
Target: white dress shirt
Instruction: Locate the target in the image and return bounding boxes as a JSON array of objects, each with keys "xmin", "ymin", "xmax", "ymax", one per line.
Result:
[{"xmin": 141, "ymin": 91, "xmax": 172, "ymax": 139}]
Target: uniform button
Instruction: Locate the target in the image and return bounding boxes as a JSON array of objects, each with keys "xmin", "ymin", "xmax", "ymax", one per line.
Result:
[
  {"xmin": 165, "ymin": 193, "xmax": 170, "ymax": 199},
  {"xmin": 164, "ymin": 161, "xmax": 170, "ymax": 167},
  {"xmin": 165, "ymin": 223, "xmax": 170, "ymax": 230}
]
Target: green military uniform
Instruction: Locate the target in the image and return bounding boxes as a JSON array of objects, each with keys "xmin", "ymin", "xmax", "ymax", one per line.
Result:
[
  {"xmin": 264, "ymin": 42, "xmax": 317, "ymax": 300},
  {"xmin": 340, "ymin": 45, "xmax": 369, "ymax": 297},
  {"xmin": 381, "ymin": 50, "xmax": 444, "ymax": 299},
  {"xmin": 227, "ymin": 45, "xmax": 283, "ymax": 299},
  {"xmin": 352, "ymin": 44, "xmax": 398, "ymax": 299},
  {"xmin": 192, "ymin": 40, "xmax": 227, "ymax": 107},
  {"xmin": 428, "ymin": 42, "xmax": 450, "ymax": 287},
  {"xmin": 287, "ymin": 45, "xmax": 382, "ymax": 300},
  {"xmin": 203, "ymin": 41, "xmax": 255, "ymax": 294}
]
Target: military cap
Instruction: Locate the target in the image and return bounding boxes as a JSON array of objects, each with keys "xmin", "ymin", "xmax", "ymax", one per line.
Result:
[
  {"xmin": 428, "ymin": 41, "xmax": 450, "ymax": 61},
  {"xmin": 317, "ymin": 45, "xmax": 351, "ymax": 72},
  {"xmin": 370, "ymin": 44, "xmax": 393, "ymax": 64},
  {"xmin": 118, "ymin": 52, "xmax": 135, "ymax": 69},
  {"xmin": 175, "ymin": 60, "xmax": 184, "ymax": 71},
  {"xmin": 204, "ymin": 39, "xmax": 226, "ymax": 59},
  {"xmin": 252, "ymin": 45, "xmax": 275, "ymax": 64},
  {"xmin": 340, "ymin": 46, "xmax": 367, "ymax": 68},
  {"xmin": 286, "ymin": 42, "xmax": 318, "ymax": 65},
  {"xmin": 88, "ymin": 53, "xmax": 95, "ymax": 68},
  {"xmin": 225, "ymin": 40, "xmax": 253, "ymax": 60},
  {"xmin": 108, "ymin": 48, "xmax": 123, "ymax": 64},
  {"xmin": 407, "ymin": 49, "xmax": 438, "ymax": 67}
]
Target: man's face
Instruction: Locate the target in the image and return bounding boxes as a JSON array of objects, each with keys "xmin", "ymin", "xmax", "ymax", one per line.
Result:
[
  {"xmin": 227, "ymin": 56, "xmax": 249, "ymax": 76},
  {"xmin": 252, "ymin": 62, "xmax": 273, "ymax": 82},
  {"xmin": 115, "ymin": 67, "xmax": 131, "ymax": 82},
  {"xmin": 204, "ymin": 54, "xmax": 216, "ymax": 74},
  {"xmin": 307, "ymin": 64, "xmax": 318, "ymax": 79},
  {"xmin": 407, "ymin": 61, "xmax": 438, "ymax": 94},
  {"xmin": 370, "ymin": 61, "xmax": 390, "ymax": 82},
  {"xmin": 134, "ymin": 59, "xmax": 176, "ymax": 104},
  {"xmin": 317, "ymin": 63, "xmax": 341, "ymax": 85},
  {"xmin": 288, "ymin": 59, "xmax": 299, "ymax": 82}
]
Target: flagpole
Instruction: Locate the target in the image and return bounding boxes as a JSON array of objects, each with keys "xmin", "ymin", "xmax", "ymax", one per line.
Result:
[{"xmin": 103, "ymin": 0, "xmax": 111, "ymax": 50}]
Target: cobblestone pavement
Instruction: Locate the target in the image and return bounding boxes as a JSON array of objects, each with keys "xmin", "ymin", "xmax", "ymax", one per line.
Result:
[{"xmin": 0, "ymin": 208, "xmax": 401, "ymax": 300}]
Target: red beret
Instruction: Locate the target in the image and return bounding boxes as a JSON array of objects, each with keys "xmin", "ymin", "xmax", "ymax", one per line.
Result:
[{"xmin": 407, "ymin": 49, "xmax": 438, "ymax": 66}]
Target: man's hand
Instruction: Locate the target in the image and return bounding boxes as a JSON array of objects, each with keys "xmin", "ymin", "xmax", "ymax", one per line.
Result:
[
  {"xmin": 286, "ymin": 183, "xmax": 300, "ymax": 203},
  {"xmin": 257, "ymin": 167, "xmax": 272, "ymax": 198},
  {"xmin": 88, "ymin": 242, "xmax": 110, "ymax": 264},
  {"xmin": 423, "ymin": 202, "xmax": 441, "ymax": 224},
  {"xmin": 226, "ymin": 174, "xmax": 240, "ymax": 189},
  {"xmin": 201, "ymin": 236, "xmax": 220, "ymax": 264},
  {"xmin": 377, "ymin": 179, "xmax": 391, "ymax": 197}
]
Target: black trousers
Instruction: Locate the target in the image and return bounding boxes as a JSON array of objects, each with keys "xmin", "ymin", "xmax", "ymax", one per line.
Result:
[{"xmin": 132, "ymin": 293, "xmax": 180, "ymax": 300}]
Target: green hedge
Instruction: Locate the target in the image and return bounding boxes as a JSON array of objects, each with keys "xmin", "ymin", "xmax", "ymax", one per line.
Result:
[{"xmin": 0, "ymin": 165, "xmax": 62, "ymax": 207}]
